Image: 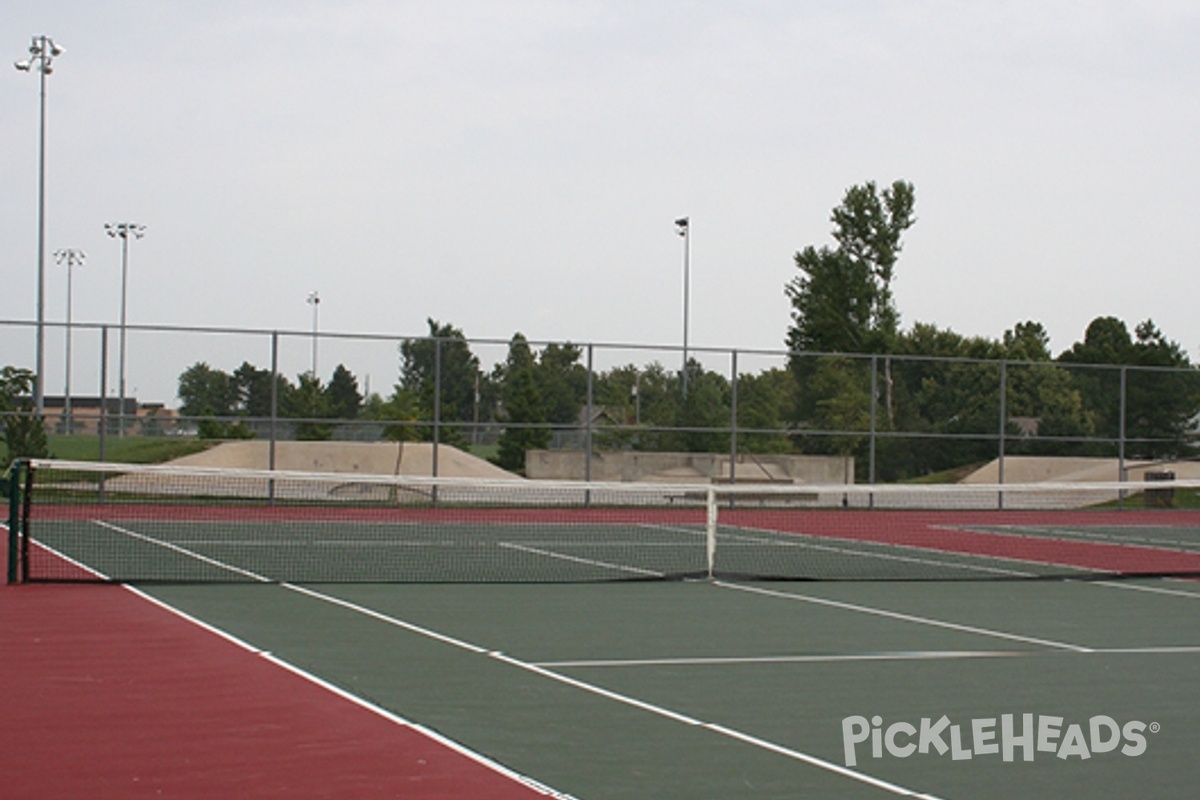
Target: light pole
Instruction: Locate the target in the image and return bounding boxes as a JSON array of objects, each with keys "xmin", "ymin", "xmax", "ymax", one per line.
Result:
[
  {"xmin": 307, "ymin": 291, "xmax": 320, "ymax": 376},
  {"xmin": 675, "ymin": 216, "xmax": 690, "ymax": 396},
  {"xmin": 14, "ymin": 35, "xmax": 64, "ymax": 415},
  {"xmin": 105, "ymin": 222, "xmax": 145, "ymax": 435},
  {"xmin": 54, "ymin": 248, "xmax": 85, "ymax": 431}
]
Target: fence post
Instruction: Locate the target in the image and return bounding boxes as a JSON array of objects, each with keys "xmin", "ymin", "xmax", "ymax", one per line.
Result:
[
  {"xmin": 1118, "ymin": 366, "xmax": 1128, "ymax": 507},
  {"xmin": 97, "ymin": 327, "xmax": 109, "ymax": 504},
  {"xmin": 869, "ymin": 355, "xmax": 878, "ymax": 486},
  {"xmin": 998, "ymin": 360, "xmax": 1007, "ymax": 510},
  {"xmin": 998, "ymin": 360, "xmax": 1007, "ymax": 480},
  {"xmin": 729, "ymin": 349, "xmax": 738, "ymax": 483},
  {"xmin": 585, "ymin": 344, "xmax": 594, "ymax": 484},
  {"xmin": 99, "ymin": 326, "xmax": 108, "ymax": 463},
  {"xmin": 269, "ymin": 331, "xmax": 279, "ymax": 473},
  {"xmin": 433, "ymin": 338, "xmax": 441, "ymax": 479},
  {"xmin": 1119, "ymin": 366, "xmax": 1128, "ymax": 478}
]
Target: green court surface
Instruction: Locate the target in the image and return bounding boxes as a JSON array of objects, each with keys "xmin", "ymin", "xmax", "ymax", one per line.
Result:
[
  {"xmin": 13, "ymin": 462, "xmax": 1200, "ymax": 796},
  {"xmin": 141, "ymin": 577, "xmax": 1200, "ymax": 799}
]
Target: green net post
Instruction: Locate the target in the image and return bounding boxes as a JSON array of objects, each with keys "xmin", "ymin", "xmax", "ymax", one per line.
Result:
[{"xmin": 6, "ymin": 460, "xmax": 24, "ymax": 584}]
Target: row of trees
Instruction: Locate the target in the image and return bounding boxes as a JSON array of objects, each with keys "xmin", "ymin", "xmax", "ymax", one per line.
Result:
[
  {"xmin": 175, "ymin": 315, "xmax": 1199, "ymax": 480},
  {"xmin": 177, "ymin": 361, "xmax": 364, "ymax": 441},
  {"xmin": 175, "ymin": 320, "xmax": 797, "ymax": 472},
  {"xmin": 173, "ymin": 179, "xmax": 1200, "ymax": 479},
  {"xmin": 784, "ymin": 180, "xmax": 1200, "ymax": 477}
]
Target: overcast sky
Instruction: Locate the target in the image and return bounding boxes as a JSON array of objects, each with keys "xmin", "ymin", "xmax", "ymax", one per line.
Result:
[{"xmin": 3, "ymin": 1, "xmax": 1199, "ymax": 405}]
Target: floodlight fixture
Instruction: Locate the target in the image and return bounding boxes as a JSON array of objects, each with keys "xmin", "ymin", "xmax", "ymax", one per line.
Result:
[
  {"xmin": 54, "ymin": 248, "xmax": 86, "ymax": 426},
  {"xmin": 307, "ymin": 291, "xmax": 321, "ymax": 376},
  {"xmin": 106, "ymin": 222, "xmax": 146, "ymax": 435},
  {"xmin": 675, "ymin": 216, "xmax": 691, "ymax": 395},
  {"xmin": 14, "ymin": 34, "xmax": 63, "ymax": 414}
]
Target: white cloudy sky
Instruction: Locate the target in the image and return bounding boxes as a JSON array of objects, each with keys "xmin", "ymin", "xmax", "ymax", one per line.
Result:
[{"xmin": 3, "ymin": 1, "xmax": 1199, "ymax": 404}]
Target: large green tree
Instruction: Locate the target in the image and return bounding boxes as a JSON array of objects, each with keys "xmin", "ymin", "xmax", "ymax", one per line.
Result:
[
  {"xmin": 785, "ymin": 180, "xmax": 915, "ymax": 452},
  {"xmin": 786, "ymin": 179, "xmax": 915, "ymax": 356},
  {"xmin": 178, "ymin": 362, "xmax": 237, "ymax": 418},
  {"xmin": 733, "ymin": 368, "xmax": 794, "ymax": 455},
  {"xmin": 286, "ymin": 372, "xmax": 334, "ymax": 441},
  {"xmin": 493, "ymin": 334, "xmax": 552, "ymax": 472},
  {"xmin": 537, "ymin": 343, "xmax": 588, "ymax": 425},
  {"xmin": 399, "ymin": 319, "xmax": 481, "ymax": 444},
  {"xmin": 326, "ymin": 364, "xmax": 363, "ymax": 419},
  {"xmin": 1059, "ymin": 317, "xmax": 1200, "ymax": 458}
]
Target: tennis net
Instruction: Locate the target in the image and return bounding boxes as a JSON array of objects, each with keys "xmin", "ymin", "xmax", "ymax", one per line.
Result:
[{"xmin": 8, "ymin": 459, "xmax": 1200, "ymax": 583}]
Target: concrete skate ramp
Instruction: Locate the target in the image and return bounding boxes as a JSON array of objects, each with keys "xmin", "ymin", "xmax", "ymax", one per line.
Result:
[
  {"xmin": 964, "ymin": 456, "xmax": 1200, "ymax": 483},
  {"xmin": 167, "ymin": 441, "xmax": 520, "ymax": 480}
]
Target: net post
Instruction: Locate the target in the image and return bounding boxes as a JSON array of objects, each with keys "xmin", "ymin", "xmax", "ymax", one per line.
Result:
[
  {"xmin": 705, "ymin": 485, "xmax": 717, "ymax": 579},
  {"xmin": 20, "ymin": 462, "xmax": 34, "ymax": 579},
  {"xmin": 6, "ymin": 460, "xmax": 22, "ymax": 584}
]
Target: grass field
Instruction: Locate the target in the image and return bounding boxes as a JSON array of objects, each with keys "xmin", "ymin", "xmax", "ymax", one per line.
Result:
[{"xmin": 1, "ymin": 434, "xmax": 212, "ymax": 465}]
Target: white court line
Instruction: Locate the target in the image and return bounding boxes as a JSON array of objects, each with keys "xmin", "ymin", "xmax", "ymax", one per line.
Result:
[
  {"xmin": 719, "ymin": 524, "xmax": 1037, "ymax": 578},
  {"xmin": 1089, "ymin": 645, "xmax": 1200, "ymax": 655},
  {"xmin": 535, "ymin": 650, "xmax": 1022, "ymax": 668},
  {"xmin": 987, "ymin": 524, "xmax": 1200, "ymax": 552},
  {"xmin": 283, "ymin": 583, "xmax": 491, "ymax": 654},
  {"xmin": 1091, "ymin": 579, "xmax": 1200, "ymax": 599},
  {"xmin": 486, "ymin": 649, "xmax": 942, "ymax": 799},
  {"xmin": 93, "ymin": 520, "xmax": 271, "ymax": 582},
  {"xmin": 713, "ymin": 581, "xmax": 1094, "ymax": 652},
  {"xmin": 277, "ymin": 583, "xmax": 947, "ymax": 799},
  {"xmin": 537, "ymin": 644, "xmax": 1200, "ymax": 669},
  {"xmin": 497, "ymin": 541, "xmax": 667, "ymax": 578},
  {"xmin": 124, "ymin": 585, "xmax": 572, "ymax": 799}
]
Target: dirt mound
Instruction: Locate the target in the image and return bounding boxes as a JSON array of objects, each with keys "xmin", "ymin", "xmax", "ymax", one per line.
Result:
[
  {"xmin": 963, "ymin": 456, "xmax": 1200, "ymax": 483},
  {"xmin": 167, "ymin": 441, "xmax": 520, "ymax": 480}
]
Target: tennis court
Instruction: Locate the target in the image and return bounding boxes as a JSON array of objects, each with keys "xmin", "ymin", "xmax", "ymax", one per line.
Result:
[{"xmin": 6, "ymin": 460, "xmax": 1200, "ymax": 797}]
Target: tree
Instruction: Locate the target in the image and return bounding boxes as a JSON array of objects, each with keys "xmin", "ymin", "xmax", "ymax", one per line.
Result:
[
  {"xmin": 537, "ymin": 343, "xmax": 588, "ymax": 425},
  {"xmin": 785, "ymin": 180, "xmax": 916, "ymax": 452},
  {"xmin": 177, "ymin": 362, "xmax": 237, "ymax": 418},
  {"xmin": 677, "ymin": 361, "xmax": 731, "ymax": 453},
  {"xmin": 326, "ymin": 364, "xmax": 363, "ymax": 419},
  {"xmin": 231, "ymin": 362, "xmax": 286, "ymax": 419},
  {"xmin": 493, "ymin": 334, "xmax": 551, "ymax": 472},
  {"xmin": 998, "ymin": 322, "xmax": 1092, "ymax": 457},
  {"xmin": 734, "ymin": 368, "xmax": 794, "ymax": 454},
  {"xmin": 363, "ymin": 384, "xmax": 424, "ymax": 442},
  {"xmin": 286, "ymin": 372, "xmax": 334, "ymax": 441},
  {"xmin": 1, "ymin": 366, "xmax": 48, "ymax": 468},
  {"xmin": 399, "ymin": 319, "xmax": 481, "ymax": 445},
  {"xmin": 1058, "ymin": 317, "xmax": 1200, "ymax": 458},
  {"xmin": 786, "ymin": 179, "xmax": 915, "ymax": 356}
]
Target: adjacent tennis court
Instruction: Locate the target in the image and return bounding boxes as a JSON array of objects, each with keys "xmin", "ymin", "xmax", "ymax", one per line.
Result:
[{"xmin": 6, "ymin": 460, "xmax": 1200, "ymax": 797}]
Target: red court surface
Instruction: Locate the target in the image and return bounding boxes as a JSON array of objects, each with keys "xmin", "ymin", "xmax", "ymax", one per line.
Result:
[{"xmin": 0, "ymin": 567, "xmax": 556, "ymax": 799}]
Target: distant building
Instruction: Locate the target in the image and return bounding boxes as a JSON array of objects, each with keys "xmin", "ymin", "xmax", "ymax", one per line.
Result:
[{"xmin": 40, "ymin": 396, "xmax": 179, "ymax": 435}]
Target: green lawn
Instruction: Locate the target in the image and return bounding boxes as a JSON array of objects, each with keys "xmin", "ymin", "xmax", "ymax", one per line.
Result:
[{"xmin": 3, "ymin": 435, "xmax": 212, "ymax": 466}]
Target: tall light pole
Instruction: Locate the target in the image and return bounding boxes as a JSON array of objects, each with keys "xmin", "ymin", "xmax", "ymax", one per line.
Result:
[
  {"xmin": 14, "ymin": 35, "xmax": 64, "ymax": 415},
  {"xmin": 54, "ymin": 248, "xmax": 85, "ymax": 430},
  {"xmin": 105, "ymin": 222, "xmax": 145, "ymax": 435},
  {"xmin": 307, "ymin": 291, "xmax": 320, "ymax": 376},
  {"xmin": 675, "ymin": 217, "xmax": 690, "ymax": 396}
]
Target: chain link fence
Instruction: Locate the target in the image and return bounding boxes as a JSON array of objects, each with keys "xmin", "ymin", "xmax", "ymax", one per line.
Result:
[{"xmin": 3, "ymin": 319, "xmax": 1198, "ymax": 483}]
